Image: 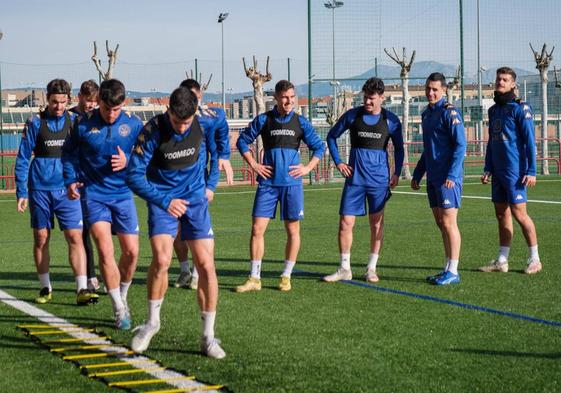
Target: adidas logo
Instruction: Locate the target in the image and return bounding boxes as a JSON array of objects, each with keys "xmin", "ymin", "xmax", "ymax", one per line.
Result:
[
  {"xmin": 443, "ymin": 199, "xmax": 451, "ymax": 206},
  {"xmin": 208, "ymin": 228, "xmax": 214, "ymax": 236},
  {"xmin": 298, "ymin": 210, "xmax": 304, "ymax": 217},
  {"xmin": 515, "ymin": 194, "xmax": 523, "ymax": 201}
]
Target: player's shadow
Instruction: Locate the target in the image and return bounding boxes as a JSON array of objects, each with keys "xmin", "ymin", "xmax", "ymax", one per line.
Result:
[{"xmin": 451, "ymin": 348, "xmax": 561, "ymax": 360}]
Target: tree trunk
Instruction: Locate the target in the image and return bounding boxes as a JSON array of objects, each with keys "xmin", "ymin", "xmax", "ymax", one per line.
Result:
[
  {"xmin": 401, "ymin": 76, "xmax": 412, "ymax": 180},
  {"xmin": 541, "ymin": 70, "xmax": 549, "ymax": 175}
]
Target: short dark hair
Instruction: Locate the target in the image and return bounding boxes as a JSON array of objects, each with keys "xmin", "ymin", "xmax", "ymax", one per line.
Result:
[
  {"xmin": 99, "ymin": 79, "xmax": 126, "ymax": 106},
  {"xmin": 179, "ymin": 79, "xmax": 201, "ymax": 91},
  {"xmin": 79, "ymin": 80, "xmax": 99, "ymax": 98},
  {"xmin": 168, "ymin": 87, "xmax": 198, "ymax": 120},
  {"xmin": 362, "ymin": 77, "xmax": 385, "ymax": 95},
  {"xmin": 46, "ymin": 79, "xmax": 71, "ymax": 99},
  {"xmin": 496, "ymin": 66, "xmax": 517, "ymax": 81},
  {"xmin": 425, "ymin": 72, "xmax": 447, "ymax": 87},
  {"xmin": 274, "ymin": 80, "xmax": 295, "ymax": 95}
]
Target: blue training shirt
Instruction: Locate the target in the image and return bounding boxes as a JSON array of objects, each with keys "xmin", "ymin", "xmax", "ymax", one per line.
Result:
[
  {"xmin": 484, "ymin": 98, "xmax": 536, "ymax": 178},
  {"xmin": 126, "ymin": 112, "xmax": 219, "ymax": 211},
  {"xmin": 15, "ymin": 110, "xmax": 76, "ymax": 199},
  {"xmin": 198, "ymin": 105, "xmax": 230, "ymax": 160},
  {"xmin": 326, "ymin": 106, "xmax": 404, "ymax": 187},
  {"xmin": 236, "ymin": 107, "xmax": 325, "ymax": 186},
  {"xmin": 62, "ymin": 108, "xmax": 143, "ymax": 201},
  {"xmin": 412, "ymin": 98, "xmax": 467, "ymax": 184}
]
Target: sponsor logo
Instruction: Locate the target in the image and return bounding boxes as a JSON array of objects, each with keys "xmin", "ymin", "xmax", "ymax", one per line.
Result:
[
  {"xmin": 298, "ymin": 210, "xmax": 304, "ymax": 217},
  {"xmin": 357, "ymin": 131, "xmax": 382, "ymax": 139},
  {"xmin": 525, "ymin": 112, "xmax": 532, "ymax": 119},
  {"xmin": 119, "ymin": 124, "xmax": 131, "ymax": 137},
  {"xmin": 78, "ymin": 220, "xmax": 83, "ymax": 226},
  {"xmin": 515, "ymin": 194, "xmax": 523, "ymax": 201},
  {"xmin": 270, "ymin": 129, "xmax": 295, "ymax": 136},
  {"xmin": 443, "ymin": 199, "xmax": 451, "ymax": 206},
  {"xmin": 164, "ymin": 148, "xmax": 196, "ymax": 160},
  {"xmin": 208, "ymin": 228, "xmax": 214, "ymax": 236},
  {"xmin": 135, "ymin": 225, "xmax": 140, "ymax": 232},
  {"xmin": 44, "ymin": 139, "xmax": 65, "ymax": 147}
]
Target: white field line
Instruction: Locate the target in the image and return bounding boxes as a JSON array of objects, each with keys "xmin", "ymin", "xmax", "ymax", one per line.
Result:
[{"xmin": 0, "ymin": 288, "xmax": 220, "ymax": 392}]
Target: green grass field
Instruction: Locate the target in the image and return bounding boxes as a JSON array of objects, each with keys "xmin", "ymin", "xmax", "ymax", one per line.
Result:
[{"xmin": 0, "ymin": 177, "xmax": 560, "ymax": 392}]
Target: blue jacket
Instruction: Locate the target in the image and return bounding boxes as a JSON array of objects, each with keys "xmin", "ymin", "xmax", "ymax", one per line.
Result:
[
  {"xmin": 198, "ymin": 105, "xmax": 230, "ymax": 160},
  {"xmin": 326, "ymin": 106, "xmax": 404, "ymax": 187},
  {"xmin": 62, "ymin": 109, "xmax": 143, "ymax": 201},
  {"xmin": 413, "ymin": 98, "xmax": 467, "ymax": 184},
  {"xmin": 484, "ymin": 98, "xmax": 536, "ymax": 177},
  {"xmin": 126, "ymin": 112, "xmax": 218, "ymax": 211},
  {"xmin": 15, "ymin": 111, "xmax": 76, "ymax": 199},
  {"xmin": 236, "ymin": 107, "xmax": 325, "ymax": 186}
]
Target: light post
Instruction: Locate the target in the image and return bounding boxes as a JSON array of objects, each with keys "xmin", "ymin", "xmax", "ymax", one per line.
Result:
[
  {"xmin": 227, "ymin": 88, "xmax": 233, "ymax": 119},
  {"xmin": 476, "ymin": 0, "xmax": 484, "ymax": 154},
  {"xmin": 218, "ymin": 12, "xmax": 229, "ymax": 111},
  {"xmin": 0, "ymin": 29, "xmax": 4, "ymax": 188},
  {"xmin": 324, "ymin": 1, "xmax": 343, "ymax": 118}
]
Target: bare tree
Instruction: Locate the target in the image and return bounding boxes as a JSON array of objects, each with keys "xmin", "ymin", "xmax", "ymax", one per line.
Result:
[
  {"xmin": 243, "ymin": 56, "xmax": 272, "ymax": 163},
  {"xmin": 530, "ymin": 42, "xmax": 554, "ymax": 175},
  {"xmin": 447, "ymin": 66, "xmax": 461, "ymax": 103},
  {"xmin": 554, "ymin": 66, "xmax": 561, "ymax": 139},
  {"xmin": 185, "ymin": 70, "xmax": 213, "ymax": 93},
  {"xmin": 91, "ymin": 40, "xmax": 119, "ymax": 81},
  {"xmin": 384, "ymin": 47, "xmax": 416, "ymax": 180}
]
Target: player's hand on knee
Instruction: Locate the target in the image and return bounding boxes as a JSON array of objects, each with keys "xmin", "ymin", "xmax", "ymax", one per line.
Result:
[
  {"xmin": 522, "ymin": 175, "xmax": 536, "ymax": 187},
  {"xmin": 336, "ymin": 163, "xmax": 353, "ymax": 178},
  {"xmin": 17, "ymin": 198, "xmax": 28, "ymax": 213},
  {"xmin": 168, "ymin": 199, "xmax": 189, "ymax": 218}
]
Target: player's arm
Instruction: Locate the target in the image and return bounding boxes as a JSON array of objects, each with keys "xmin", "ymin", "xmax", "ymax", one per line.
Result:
[
  {"xmin": 236, "ymin": 115, "xmax": 272, "ymax": 178},
  {"xmin": 126, "ymin": 125, "xmax": 171, "ymax": 210},
  {"xmin": 411, "ymin": 152, "xmax": 426, "ymax": 190},
  {"xmin": 15, "ymin": 119, "xmax": 36, "ymax": 211},
  {"xmin": 445, "ymin": 108, "xmax": 467, "ymax": 187},
  {"xmin": 326, "ymin": 110, "xmax": 354, "ymax": 177},
  {"xmin": 389, "ymin": 115, "xmax": 404, "ymax": 188},
  {"xmin": 518, "ymin": 103, "xmax": 537, "ymax": 186},
  {"xmin": 204, "ymin": 123, "xmax": 220, "ymax": 194},
  {"xmin": 213, "ymin": 109, "xmax": 234, "ymax": 184},
  {"xmin": 61, "ymin": 117, "xmax": 84, "ymax": 198},
  {"xmin": 289, "ymin": 116, "xmax": 325, "ymax": 178}
]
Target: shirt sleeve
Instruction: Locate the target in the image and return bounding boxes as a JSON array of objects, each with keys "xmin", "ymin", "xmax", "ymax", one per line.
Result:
[
  {"xmin": 236, "ymin": 114, "xmax": 265, "ymax": 155},
  {"xmin": 15, "ymin": 119, "xmax": 37, "ymax": 199},
  {"xmin": 299, "ymin": 116, "xmax": 325, "ymax": 159},
  {"xmin": 205, "ymin": 124, "xmax": 220, "ymax": 192},
  {"xmin": 445, "ymin": 108, "xmax": 467, "ymax": 181},
  {"xmin": 214, "ymin": 109, "xmax": 231, "ymax": 160},
  {"xmin": 517, "ymin": 103, "xmax": 537, "ymax": 176},
  {"xmin": 388, "ymin": 114, "xmax": 404, "ymax": 176},
  {"xmin": 61, "ymin": 117, "xmax": 82, "ymax": 187},
  {"xmin": 412, "ymin": 151, "xmax": 426, "ymax": 182},
  {"xmin": 326, "ymin": 109, "xmax": 354, "ymax": 166}
]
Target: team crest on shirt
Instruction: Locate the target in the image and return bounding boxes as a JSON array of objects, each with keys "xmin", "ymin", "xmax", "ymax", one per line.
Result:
[{"xmin": 119, "ymin": 124, "xmax": 131, "ymax": 137}]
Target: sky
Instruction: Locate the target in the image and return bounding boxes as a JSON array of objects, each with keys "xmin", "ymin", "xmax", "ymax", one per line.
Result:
[{"xmin": 0, "ymin": 0, "xmax": 559, "ymax": 94}]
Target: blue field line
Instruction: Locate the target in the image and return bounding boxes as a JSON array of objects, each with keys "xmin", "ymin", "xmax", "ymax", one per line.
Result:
[{"xmin": 294, "ymin": 269, "xmax": 561, "ymax": 328}]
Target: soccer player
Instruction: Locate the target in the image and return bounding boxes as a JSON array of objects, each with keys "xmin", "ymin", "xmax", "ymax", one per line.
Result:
[
  {"xmin": 63, "ymin": 79, "xmax": 143, "ymax": 329},
  {"xmin": 479, "ymin": 67, "xmax": 541, "ymax": 274},
  {"xmin": 15, "ymin": 79, "xmax": 97, "ymax": 305},
  {"xmin": 69, "ymin": 79, "xmax": 100, "ymax": 292},
  {"xmin": 172, "ymin": 78, "xmax": 233, "ymax": 291},
  {"xmin": 235, "ymin": 80, "xmax": 325, "ymax": 293},
  {"xmin": 323, "ymin": 77, "xmax": 404, "ymax": 283},
  {"xmin": 411, "ymin": 72, "xmax": 467, "ymax": 285},
  {"xmin": 126, "ymin": 87, "xmax": 225, "ymax": 358}
]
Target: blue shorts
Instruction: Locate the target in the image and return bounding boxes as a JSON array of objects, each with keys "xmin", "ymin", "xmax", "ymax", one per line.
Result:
[
  {"xmin": 339, "ymin": 183, "xmax": 391, "ymax": 216},
  {"xmin": 252, "ymin": 183, "xmax": 304, "ymax": 221},
  {"xmin": 148, "ymin": 198, "xmax": 213, "ymax": 240},
  {"xmin": 491, "ymin": 175, "xmax": 527, "ymax": 204},
  {"xmin": 427, "ymin": 181, "xmax": 462, "ymax": 209},
  {"xmin": 29, "ymin": 189, "xmax": 83, "ymax": 230},
  {"xmin": 82, "ymin": 197, "xmax": 139, "ymax": 235}
]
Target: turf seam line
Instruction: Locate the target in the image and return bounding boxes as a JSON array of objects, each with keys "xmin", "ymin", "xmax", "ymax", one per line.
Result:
[{"xmin": 294, "ymin": 269, "xmax": 561, "ymax": 328}]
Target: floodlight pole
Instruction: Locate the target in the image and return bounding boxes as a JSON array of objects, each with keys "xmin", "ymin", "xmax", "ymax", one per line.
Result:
[
  {"xmin": 325, "ymin": 1, "xmax": 343, "ymax": 119},
  {"xmin": 477, "ymin": 0, "xmax": 484, "ymax": 153},
  {"xmin": 218, "ymin": 13, "xmax": 229, "ymax": 110},
  {"xmin": 0, "ymin": 30, "xmax": 4, "ymax": 187}
]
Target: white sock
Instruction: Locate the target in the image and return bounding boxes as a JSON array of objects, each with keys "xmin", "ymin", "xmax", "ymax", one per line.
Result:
[
  {"xmin": 529, "ymin": 245, "xmax": 539, "ymax": 259},
  {"xmin": 340, "ymin": 253, "xmax": 351, "ymax": 271},
  {"xmin": 179, "ymin": 260, "xmax": 190, "ymax": 273},
  {"xmin": 76, "ymin": 275, "xmax": 87, "ymax": 292},
  {"xmin": 444, "ymin": 259, "xmax": 450, "ymax": 271},
  {"xmin": 250, "ymin": 260, "xmax": 261, "ymax": 279},
  {"xmin": 282, "ymin": 260, "xmax": 296, "ymax": 277},
  {"xmin": 192, "ymin": 265, "xmax": 199, "ymax": 278},
  {"xmin": 201, "ymin": 311, "xmax": 216, "ymax": 341},
  {"xmin": 108, "ymin": 288, "xmax": 125, "ymax": 312},
  {"xmin": 120, "ymin": 281, "xmax": 132, "ymax": 304},
  {"xmin": 497, "ymin": 246, "xmax": 510, "ymax": 263},
  {"xmin": 448, "ymin": 259, "xmax": 459, "ymax": 275},
  {"xmin": 367, "ymin": 253, "xmax": 379, "ymax": 271},
  {"xmin": 39, "ymin": 273, "xmax": 52, "ymax": 292},
  {"xmin": 147, "ymin": 299, "xmax": 163, "ymax": 327}
]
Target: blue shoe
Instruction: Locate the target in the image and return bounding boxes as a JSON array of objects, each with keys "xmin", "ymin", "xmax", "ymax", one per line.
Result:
[
  {"xmin": 433, "ymin": 271, "xmax": 460, "ymax": 286},
  {"xmin": 115, "ymin": 308, "xmax": 132, "ymax": 330},
  {"xmin": 426, "ymin": 271, "xmax": 446, "ymax": 284}
]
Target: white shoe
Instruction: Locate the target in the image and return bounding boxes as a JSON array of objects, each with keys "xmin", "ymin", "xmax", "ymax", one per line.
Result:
[
  {"xmin": 524, "ymin": 256, "xmax": 542, "ymax": 274},
  {"xmin": 365, "ymin": 269, "xmax": 379, "ymax": 283},
  {"xmin": 131, "ymin": 323, "xmax": 160, "ymax": 353},
  {"xmin": 189, "ymin": 275, "xmax": 199, "ymax": 290},
  {"xmin": 479, "ymin": 259, "xmax": 509, "ymax": 273},
  {"xmin": 200, "ymin": 337, "xmax": 226, "ymax": 359},
  {"xmin": 87, "ymin": 277, "xmax": 100, "ymax": 292},
  {"xmin": 174, "ymin": 271, "xmax": 192, "ymax": 288},
  {"xmin": 323, "ymin": 268, "xmax": 352, "ymax": 282}
]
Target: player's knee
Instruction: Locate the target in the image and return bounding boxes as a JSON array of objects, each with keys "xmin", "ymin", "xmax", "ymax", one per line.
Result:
[{"xmin": 33, "ymin": 232, "xmax": 49, "ymax": 248}]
